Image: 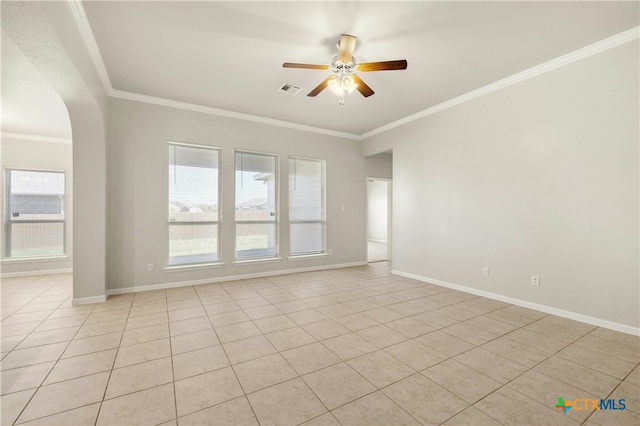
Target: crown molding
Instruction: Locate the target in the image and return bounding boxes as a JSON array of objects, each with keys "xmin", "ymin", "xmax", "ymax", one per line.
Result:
[
  {"xmin": 68, "ymin": 0, "xmax": 112, "ymax": 94},
  {"xmin": 69, "ymin": 0, "xmax": 358, "ymax": 140},
  {"xmin": 68, "ymin": 0, "xmax": 638, "ymax": 142},
  {"xmin": 110, "ymin": 89, "xmax": 359, "ymax": 140},
  {"xmin": 1, "ymin": 132, "xmax": 72, "ymax": 144},
  {"xmin": 360, "ymin": 26, "xmax": 640, "ymax": 140}
]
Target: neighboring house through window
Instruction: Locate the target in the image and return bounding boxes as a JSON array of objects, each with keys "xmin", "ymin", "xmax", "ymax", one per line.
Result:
[
  {"xmin": 235, "ymin": 150, "xmax": 278, "ymax": 260},
  {"xmin": 5, "ymin": 169, "xmax": 66, "ymax": 258}
]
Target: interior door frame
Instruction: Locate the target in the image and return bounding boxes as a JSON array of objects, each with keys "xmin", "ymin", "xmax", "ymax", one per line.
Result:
[{"xmin": 366, "ymin": 177, "xmax": 392, "ymax": 262}]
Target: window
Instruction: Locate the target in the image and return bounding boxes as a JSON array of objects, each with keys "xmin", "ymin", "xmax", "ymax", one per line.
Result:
[
  {"xmin": 5, "ymin": 169, "xmax": 66, "ymax": 258},
  {"xmin": 168, "ymin": 143, "xmax": 220, "ymax": 265},
  {"xmin": 289, "ymin": 157, "xmax": 325, "ymax": 256},
  {"xmin": 235, "ymin": 151, "xmax": 278, "ymax": 260}
]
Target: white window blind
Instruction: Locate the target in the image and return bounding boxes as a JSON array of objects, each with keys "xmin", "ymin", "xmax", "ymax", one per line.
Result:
[
  {"xmin": 235, "ymin": 151, "xmax": 278, "ymax": 260},
  {"xmin": 168, "ymin": 143, "xmax": 220, "ymax": 265},
  {"xmin": 289, "ymin": 157, "xmax": 325, "ymax": 256}
]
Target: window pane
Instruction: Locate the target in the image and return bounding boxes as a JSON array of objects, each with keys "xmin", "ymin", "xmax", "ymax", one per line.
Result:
[
  {"xmin": 235, "ymin": 152, "xmax": 277, "ymax": 222},
  {"xmin": 169, "ymin": 224, "xmax": 218, "ymax": 265},
  {"xmin": 10, "ymin": 170, "xmax": 65, "ymax": 220},
  {"xmin": 236, "ymin": 223, "xmax": 277, "ymax": 260},
  {"xmin": 169, "ymin": 144, "xmax": 219, "ymax": 222},
  {"xmin": 10, "ymin": 223, "xmax": 64, "ymax": 257},
  {"xmin": 289, "ymin": 158, "xmax": 323, "ymax": 221},
  {"xmin": 290, "ymin": 223, "xmax": 324, "ymax": 255},
  {"xmin": 289, "ymin": 157, "xmax": 325, "ymax": 256}
]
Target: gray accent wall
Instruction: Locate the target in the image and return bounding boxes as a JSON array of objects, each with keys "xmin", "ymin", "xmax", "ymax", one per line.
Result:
[
  {"xmin": 106, "ymin": 98, "xmax": 367, "ymax": 291},
  {"xmin": 362, "ymin": 41, "xmax": 639, "ymax": 329}
]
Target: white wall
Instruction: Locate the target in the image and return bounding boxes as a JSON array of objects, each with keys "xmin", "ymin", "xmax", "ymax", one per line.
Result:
[
  {"xmin": 367, "ymin": 180, "xmax": 388, "ymax": 242},
  {"xmin": 365, "ymin": 152, "xmax": 392, "ymax": 179},
  {"xmin": 106, "ymin": 98, "xmax": 367, "ymax": 291},
  {"xmin": 362, "ymin": 41, "xmax": 639, "ymax": 330},
  {"xmin": 0, "ymin": 138, "xmax": 73, "ymax": 276},
  {"xmin": 3, "ymin": 1, "xmax": 109, "ymax": 301}
]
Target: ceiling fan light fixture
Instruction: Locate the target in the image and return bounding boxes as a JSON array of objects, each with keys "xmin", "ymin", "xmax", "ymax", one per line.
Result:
[
  {"xmin": 341, "ymin": 75, "xmax": 357, "ymax": 94},
  {"xmin": 327, "ymin": 76, "xmax": 344, "ymax": 96},
  {"xmin": 283, "ymin": 33, "xmax": 407, "ymax": 100},
  {"xmin": 328, "ymin": 74, "xmax": 358, "ymax": 97}
]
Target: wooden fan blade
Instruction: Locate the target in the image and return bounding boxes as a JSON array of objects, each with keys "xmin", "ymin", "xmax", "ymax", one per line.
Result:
[
  {"xmin": 283, "ymin": 63, "xmax": 331, "ymax": 70},
  {"xmin": 352, "ymin": 74, "xmax": 374, "ymax": 97},
  {"xmin": 338, "ymin": 34, "xmax": 357, "ymax": 63},
  {"xmin": 356, "ymin": 60, "xmax": 408, "ymax": 72},
  {"xmin": 307, "ymin": 76, "xmax": 333, "ymax": 97}
]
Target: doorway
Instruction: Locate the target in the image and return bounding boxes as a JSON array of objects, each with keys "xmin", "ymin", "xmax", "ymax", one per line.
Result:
[{"xmin": 366, "ymin": 178, "xmax": 392, "ymax": 262}]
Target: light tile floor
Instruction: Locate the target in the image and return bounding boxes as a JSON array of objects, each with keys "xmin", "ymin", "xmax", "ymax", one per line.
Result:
[{"xmin": 1, "ymin": 263, "xmax": 638, "ymax": 425}]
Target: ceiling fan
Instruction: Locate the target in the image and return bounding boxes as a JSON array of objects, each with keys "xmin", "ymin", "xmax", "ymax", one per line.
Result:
[{"xmin": 283, "ymin": 34, "xmax": 408, "ymax": 105}]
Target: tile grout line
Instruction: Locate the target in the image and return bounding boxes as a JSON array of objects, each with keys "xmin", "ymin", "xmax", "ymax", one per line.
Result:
[
  {"xmin": 187, "ymin": 274, "xmax": 400, "ymax": 424},
  {"xmin": 465, "ymin": 322, "xmax": 614, "ymax": 425},
  {"xmin": 2, "ymin": 267, "xmax": 637, "ymax": 425},
  {"xmin": 161, "ymin": 289, "xmax": 180, "ymax": 426},
  {"xmin": 195, "ymin": 282, "xmax": 262, "ymax": 425},
  {"xmin": 9, "ymin": 288, "xmax": 100, "ymax": 425},
  {"xmin": 577, "ymin": 327, "xmax": 640, "ymax": 425},
  {"xmin": 93, "ymin": 294, "xmax": 135, "ymax": 426},
  {"xmin": 1, "ymin": 278, "xmax": 71, "ymax": 356},
  {"xmin": 242, "ymin": 275, "xmax": 332, "ymax": 424},
  {"xmin": 237, "ymin": 275, "xmax": 439, "ymax": 425}
]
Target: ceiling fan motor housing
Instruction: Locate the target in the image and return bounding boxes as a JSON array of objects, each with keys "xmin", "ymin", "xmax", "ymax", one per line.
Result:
[{"xmin": 282, "ymin": 33, "xmax": 406, "ymax": 99}]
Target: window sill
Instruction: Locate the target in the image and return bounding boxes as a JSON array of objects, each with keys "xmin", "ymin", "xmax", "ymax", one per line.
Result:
[
  {"xmin": 288, "ymin": 253, "xmax": 328, "ymax": 261},
  {"xmin": 2, "ymin": 255, "xmax": 69, "ymax": 264},
  {"xmin": 163, "ymin": 262, "xmax": 225, "ymax": 272},
  {"xmin": 232, "ymin": 257, "xmax": 281, "ymax": 266}
]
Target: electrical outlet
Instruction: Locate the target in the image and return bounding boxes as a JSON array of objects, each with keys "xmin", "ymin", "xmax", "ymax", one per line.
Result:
[
  {"xmin": 147, "ymin": 263, "xmax": 154, "ymax": 271},
  {"xmin": 531, "ymin": 275, "xmax": 540, "ymax": 286},
  {"xmin": 482, "ymin": 267, "xmax": 489, "ymax": 277}
]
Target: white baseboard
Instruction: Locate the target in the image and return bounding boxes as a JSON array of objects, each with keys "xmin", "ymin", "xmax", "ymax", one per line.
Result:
[
  {"xmin": 392, "ymin": 269, "xmax": 640, "ymax": 337},
  {"xmin": 1, "ymin": 268, "xmax": 73, "ymax": 278},
  {"xmin": 72, "ymin": 295, "xmax": 108, "ymax": 305},
  {"xmin": 107, "ymin": 261, "xmax": 368, "ymax": 296}
]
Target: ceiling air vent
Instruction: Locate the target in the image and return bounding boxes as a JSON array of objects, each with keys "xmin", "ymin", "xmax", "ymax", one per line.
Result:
[{"xmin": 278, "ymin": 83, "xmax": 302, "ymax": 95}]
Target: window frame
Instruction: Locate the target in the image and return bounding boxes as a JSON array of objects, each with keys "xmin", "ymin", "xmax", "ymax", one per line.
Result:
[
  {"xmin": 4, "ymin": 168, "xmax": 67, "ymax": 259},
  {"xmin": 234, "ymin": 149, "xmax": 280, "ymax": 262},
  {"xmin": 288, "ymin": 156, "xmax": 326, "ymax": 257},
  {"xmin": 166, "ymin": 141, "xmax": 222, "ymax": 267}
]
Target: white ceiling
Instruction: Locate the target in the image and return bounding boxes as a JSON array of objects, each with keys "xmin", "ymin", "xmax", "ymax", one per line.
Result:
[
  {"xmin": 81, "ymin": 1, "xmax": 638, "ymax": 136},
  {"xmin": 3, "ymin": 1, "xmax": 638, "ymax": 139}
]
